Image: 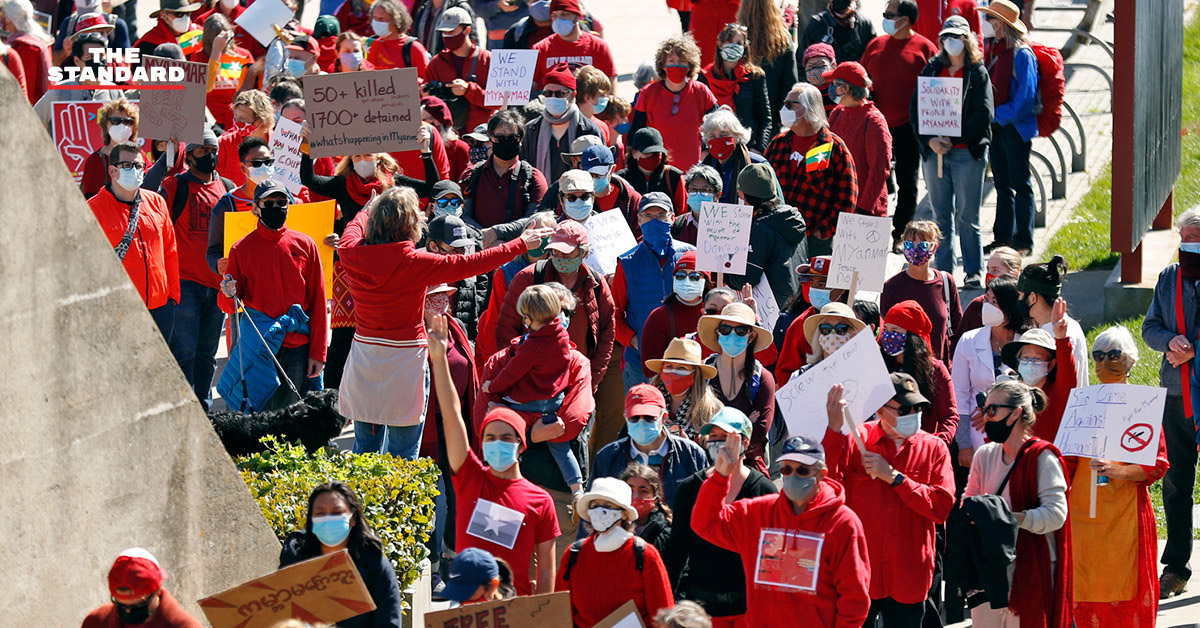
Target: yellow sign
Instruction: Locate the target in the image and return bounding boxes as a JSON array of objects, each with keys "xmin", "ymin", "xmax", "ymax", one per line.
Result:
[{"xmin": 223, "ymin": 200, "xmax": 336, "ymax": 299}]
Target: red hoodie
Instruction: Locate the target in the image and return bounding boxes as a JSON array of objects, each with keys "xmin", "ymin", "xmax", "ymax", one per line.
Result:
[{"xmin": 692, "ymin": 473, "xmax": 871, "ymax": 628}]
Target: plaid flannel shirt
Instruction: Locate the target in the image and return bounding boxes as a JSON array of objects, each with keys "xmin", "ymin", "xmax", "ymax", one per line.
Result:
[{"xmin": 764, "ymin": 127, "xmax": 858, "ymax": 241}]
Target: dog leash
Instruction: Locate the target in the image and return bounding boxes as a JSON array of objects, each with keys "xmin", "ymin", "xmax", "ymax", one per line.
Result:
[{"xmin": 227, "ymin": 283, "xmax": 302, "ymax": 402}]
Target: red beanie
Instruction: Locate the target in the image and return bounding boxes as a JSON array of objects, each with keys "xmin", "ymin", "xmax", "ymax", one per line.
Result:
[
  {"xmin": 480, "ymin": 407, "xmax": 528, "ymax": 451},
  {"xmin": 883, "ymin": 300, "xmax": 933, "ymax": 350},
  {"xmin": 421, "ymin": 96, "xmax": 453, "ymax": 129},
  {"xmin": 550, "ymin": 0, "xmax": 583, "ymax": 16},
  {"xmin": 542, "ymin": 62, "xmax": 577, "ymax": 90},
  {"xmin": 673, "ymin": 251, "xmax": 710, "ymax": 280}
]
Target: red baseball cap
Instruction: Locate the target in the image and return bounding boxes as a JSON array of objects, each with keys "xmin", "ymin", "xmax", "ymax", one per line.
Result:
[
  {"xmin": 822, "ymin": 61, "xmax": 871, "ymax": 88},
  {"xmin": 74, "ymin": 12, "xmax": 115, "ymax": 35},
  {"xmin": 542, "ymin": 63, "xmax": 577, "ymax": 90},
  {"xmin": 108, "ymin": 548, "xmax": 167, "ymax": 603},
  {"xmin": 480, "ymin": 407, "xmax": 527, "ymax": 451},
  {"xmin": 797, "ymin": 255, "xmax": 832, "ymax": 278},
  {"xmin": 625, "ymin": 384, "xmax": 666, "ymax": 418},
  {"xmin": 550, "ymin": 0, "xmax": 583, "ymax": 16},
  {"xmin": 546, "ymin": 220, "xmax": 589, "ymax": 254}
]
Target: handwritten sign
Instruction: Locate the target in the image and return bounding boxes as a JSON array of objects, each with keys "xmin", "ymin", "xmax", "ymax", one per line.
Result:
[
  {"xmin": 917, "ymin": 76, "xmax": 964, "ymax": 137},
  {"xmin": 52, "ymin": 101, "xmax": 145, "ymax": 184},
  {"xmin": 235, "ymin": 0, "xmax": 295, "ymax": 46},
  {"xmin": 198, "ymin": 550, "xmax": 375, "ymax": 628},
  {"xmin": 305, "ymin": 68, "xmax": 421, "ymax": 159},
  {"xmin": 271, "ymin": 117, "xmax": 305, "ymax": 195},
  {"xmin": 485, "ymin": 49, "xmax": 538, "ymax": 106},
  {"xmin": 593, "ymin": 601, "xmax": 645, "ymax": 628},
  {"xmin": 582, "ymin": 209, "xmax": 637, "ymax": 276},
  {"xmin": 1053, "ymin": 384, "xmax": 1166, "ymax": 466},
  {"xmin": 140, "ymin": 55, "xmax": 209, "ymax": 143},
  {"xmin": 696, "ymin": 201, "xmax": 753, "ymax": 275},
  {"xmin": 225, "ymin": 200, "xmax": 336, "ymax": 299},
  {"xmin": 775, "ymin": 330, "xmax": 894, "ymax": 440},
  {"xmin": 424, "ymin": 591, "xmax": 572, "ymax": 628},
  {"xmin": 751, "ymin": 274, "xmax": 780, "ymax": 333},
  {"xmin": 828, "ymin": 212, "xmax": 891, "ymax": 293}
]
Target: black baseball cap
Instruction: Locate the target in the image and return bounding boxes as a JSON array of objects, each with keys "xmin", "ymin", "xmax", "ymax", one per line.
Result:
[
  {"xmin": 428, "ymin": 214, "xmax": 473, "ymax": 248},
  {"xmin": 430, "ymin": 180, "xmax": 462, "ymax": 201},
  {"xmin": 629, "ymin": 127, "xmax": 667, "ymax": 155},
  {"xmin": 253, "ymin": 179, "xmax": 292, "ymax": 202}
]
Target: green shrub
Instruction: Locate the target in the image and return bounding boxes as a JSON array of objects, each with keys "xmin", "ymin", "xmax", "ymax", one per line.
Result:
[{"xmin": 236, "ymin": 437, "xmax": 440, "ymax": 597}]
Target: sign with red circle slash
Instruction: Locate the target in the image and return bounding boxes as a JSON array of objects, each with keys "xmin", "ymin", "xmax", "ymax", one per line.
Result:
[{"xmin": 1120, "ymin": 423, "xmax": 1154, "ymax": 452}]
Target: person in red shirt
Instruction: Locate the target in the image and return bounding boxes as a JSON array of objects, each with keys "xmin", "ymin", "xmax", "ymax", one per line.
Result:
[
  {"xmin": 221, "ymin": 179, "xmax": 326, "ymax": 410},
  {"xmin": 423, "ymin": 7, "xmax": 495, "ymax": 134},
  {"xmin": 824, "ymin": 61, "xmax": 892, "ymax": 218},
  {"xmin": 422, "ymin": 96, "xmax": 471, "ymax": 182},
  {"xmin": 824, "ymin": 372, "xmax": 955, "ymax": 628},
  {"xmin": 366, "ymin": 0, "xmax": 431, "ymax": 78},
  {"xmin": 688, "ymin": 0, "xmax": 739, "ymax": 66},
  {"xmin": 531, "ymin": 0, "xmax": 616, "ymax": 86},
  {"xmin": 216, "ymin": 89, "xmax": 273, "ymax": 186},
  {"xmin": 692, "ymin": 433, "xmax": 872, "ymax": 627},
  {"xmin": 427, "ymin": 312, "xmax": 561, "ymax": 596},
  {"xmin": 574, "ymin": 65, "xmax": 612, "ymax": 144},
  {"xmin": 88, "ymin": 141, "xmax": 180, "ymax": 341},
  {"xmin": 82, "ymin": 549, "xmax": 203, "ymax": 628},
  {"xmin": 2, "ymin": 0, "xmax": 51, "ymax": 105},
  {"xmin": 881, "ymin": 220, "xmax": 962, "ymax": 362},
  {"xmin": 336, "ymin": 0, "xmax": 375, "ymax": 37},
  {"xmin": 195, "ymin": 0, "xmax": 263, "ymax": 58},
  {"xmin": 630, "ymin": 36, "xmax": 719, "ymax": 171},
  {"xmin": 639, "ymin": 252, "xmax": 711, "ymax": 378},
  {"xmin": 0, "ymin": 40, "xmax": 25, "ymax": 100},
  {"xmin": 556, "ymin": 477, "xmax": 675, "ymax": 627},
  {"xmin": 860, "ymin": 0, "xmax": 938, "ymax": 243},
  {"xmin": 914, "ymin": 0, "xmax": 982, "ymax": 45},
  {"xmin": 135, "ymin": 0, "xmax": 202, "ymax": 60},
  {"xmin": 205, "ymin": 136, "xmax": 273, "ymax": 276}
]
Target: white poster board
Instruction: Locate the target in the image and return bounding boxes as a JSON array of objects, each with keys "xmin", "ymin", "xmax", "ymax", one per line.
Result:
[
  {"xmin": 751, "ymin": 274, "xmax": 779, "ymax": 333},
  {"xmin": 917, "ymin": 76, "xmax": 964, "ymax": 137},
  {"xmin": 582, "ymin": 210, "xmax": 637, "ymax": 276},
  {"xmin": 828, "ymin": 212, "xmax": 891, "ymax": 293},
  {"xmin": 1053, "ymin": 384, "xmax": 1166, "ymax": 466},
  {"xmin": 235, "ymin": 0, "xmax": 295, "ymax": 47},
  {"xmin": 269, "ymin": 116, "xmax": 305, "ymax": 195},
  {"xmin": 696, "ymin": 201, "xmax": 753, "ymax": 275},
  {"xmin": 485, "ymin": 49, "xmax": 539, "ymax": 106},
  {"xmin": 775, "ymin": 330, "xmax": 894, "ymax": 440}
]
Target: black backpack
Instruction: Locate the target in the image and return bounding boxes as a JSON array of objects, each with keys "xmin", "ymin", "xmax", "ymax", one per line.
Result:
[{"xmin": 562, "ymin": 536, "xmax": 644, "ymax": 580}]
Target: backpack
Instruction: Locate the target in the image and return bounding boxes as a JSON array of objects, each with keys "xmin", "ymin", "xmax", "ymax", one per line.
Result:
[
  {"xmin": 467, "ymin": 159, "xmax": 534, "ymax": 221},
  {"xmin": 562, "ymin": 536, "xmax": 644, "ymax": 580},
  {"xmin": 1017, "ymin": 42, "xmax": 1065, "ymax": 137},
  {"xmin": 170, "ymin": 174, "xmax": 235, "ymax": 222}
]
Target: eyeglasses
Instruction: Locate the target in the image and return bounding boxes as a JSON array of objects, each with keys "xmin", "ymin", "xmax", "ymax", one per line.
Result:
[
  {"xmin": 562, "ymin": 308, "xmax": 576, "ymax": 319},
  {"xmin": 779, "ymin": 465, "xmax": 820, "ymax": 478},
  {"xmin": 1017, "ymin": 357, "xmax": 1049, "ymax": 367},
  {"xmin": 818, "ymin": 323, "xmax": 852, "ymax": 336},
  {"xmin": 903, "ymin": 240, "xmax": 935, "ymax": 251},
  {"xmin": 108, "ymin": 117, "xmax": 135, "ymax": 126},
  {"xmin": 982, "ymin": 403, "xmax": 1018, "ymax": 418},
  {"xmin": 717, "ymin": 323, "xmax": 751, "ymax": 337},
  {"xmin": 436, "ymin": 243, "xmax": 466, "ymax": 254},
  {"xmin": 882, "ymin": 11, "xmax": 898, "ymax": 19},
  {"xmin": 687, "ymin": 186, "xmax": 716, "ymax": 195},
  {"xmin": 543, "ymin": 89, "xmax": 571, "ymax": 98},
  {"xmin": 1092, "ymin": 349, "xmax": 1124, "ymax": 362},
  {"xmin": 436, "ymin": 198, "xmax": 463, "ymax": 209},
  {"xmin": 674, "ymin": 271, "xmax": 704, "ymax": 282},
  {"xmin": 564, "ymin": 192, "xmax": 593, "ymax": 202},
  {"xmin": 259, "ymin": 199, "xmax": 288, "ymax": 209},
  {"xmin": 783, "ymin": 99, "xmax": 804, "ymax": 110},
  {"xmin": 113, "ymin": 161, "xmax": 145, "ymax": 171},
  {"xmin": 244, "ymin": 158, "xmax": 275, "ymax": 167}
]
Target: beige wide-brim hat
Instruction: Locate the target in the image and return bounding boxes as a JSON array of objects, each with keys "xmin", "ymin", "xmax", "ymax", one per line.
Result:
[
  {"xmin": 574, "ymin": 477, "xmax": 639, "ymax": 524},
  {"xmin": 802, "ymin": 302, "xmax": 866, "ymax": 347},
  {"xmin": 150, "ymin": 0, "xmax": 202, "ymax": 18},
  {"xmin": 698, "ymin": 302, "xmax": 773, "ymax": 354},
  {"xmin": 978, "ymin": 0, "xmax": 1028, "ymax": 34},
  {"xmin": 644, "ymin": 337, "xmax": 718, "ymax": 380}
]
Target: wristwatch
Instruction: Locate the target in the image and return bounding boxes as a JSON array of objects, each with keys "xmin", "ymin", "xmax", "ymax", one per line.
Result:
[{"xmin": 891, "ymin": 473, "xmax": 905, "ymax": 487}]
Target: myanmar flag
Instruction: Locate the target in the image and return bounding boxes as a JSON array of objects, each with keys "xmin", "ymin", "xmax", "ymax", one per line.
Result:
[
  {"xmin": 177, "ymin": 29, "xmax": 203, "ymax": 56},
  {"xmin": 805, "ymin": 142, "xmax": 833, "ymax": 173},
  {"xmin": 216, "ymin": 53, "xmax": 251, "ymax": 87}
]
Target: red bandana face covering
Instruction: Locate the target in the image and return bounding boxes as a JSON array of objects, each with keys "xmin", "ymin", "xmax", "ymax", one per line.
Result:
[
  {"xmin": 638, "ymin": 153, "xmax": 664, "ymax": 172},
  {"xmin": 632, "ymin": 497, "xmax": 655, "ymax": 519},
  {"xmin": 707, "ymin": 136, "xmax": 737, "ymax": 161}
]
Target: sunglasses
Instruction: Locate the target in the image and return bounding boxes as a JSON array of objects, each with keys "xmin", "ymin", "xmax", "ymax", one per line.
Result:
[
  {"xmin": 108, "ymin": 117, "xmax": 135, "ymax": 126},
  {"xmin": 674, "ymin": 271, "xmax": 704, "ymax": 282},
  {"xmin": 704, "ymin": 308, "xmax": 720, "ymax": 315},
  {"xmin": 542, "ymin": 89, "xmax": 571, "ymax": 98},
  {"xmin": 882, "ymin": 11, "xmax": 899, "ymax": 19},
  {"xmin": 903, "ymin": 240, "xmax": 935, "ymax": 251},
  {"xmin": 670, "ymin": 91, "xmax": 682, "ymax": 115},
  {"xmin": 723, "ymin": 22, "xmax": 748, "ymax": 32},
  {"xmin": 562, "ymin": 308, "xmax": 576, "ymax": 318},
  {"xmin": 565, "ymin": 192, "xmax": 593, "ymax": 202},
  {"xmin": 436, "ymin": 243, "xmax": 466, "ymax": 254},
  {"xmin": 779, "ymin": 465, "xmax": 820, "ymax": 478},
  {"xmin": 244, "ymin": 158, "xmax": 275, "ymax": 167},
  {"xmin": 436, "ymin": 198, "xmax": 463, "ymax": 209},
  {"xmin": 259, "ymin": 200, "xmax": 288, "ymax": 209},
  {"xmin": 113, "ymin": 161, "xmax": 145, "ymax": 171},
  {"xmin": 982, "ymin": 403, "xmax": 1018, "ymax": 418},
  {"xmin": 783, "ymin": 99, "xmax": 804, "ymax": 110},
  {"xmin": 818, "ymin": 323, "xmax": 852, "ymax": 336},
  {"xmin": 627, "ymin": 415, "xmax": 659, "ymax": 424},
  {"xmin": 1092, "ymin": 349, "xmax": 1124, "ymax": 362},
  {"xmin": 717, "ymin": 323, "xmax": 751, "ymax": 337}
]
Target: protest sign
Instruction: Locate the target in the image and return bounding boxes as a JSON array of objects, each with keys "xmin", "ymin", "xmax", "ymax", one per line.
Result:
[
  {"xmin": 485, "ymin": 49, "xmax": 538, "ymax": 106},
  {"xmin": 775, "ymin": 330, "xmax": 894, "ymax": 440},
  {"xmin": 225, "ymin": 201, "xmax": 336, "ymax": 299},
  {"xmin": 235, "ymin": 0, "xmax": 295, "ymax": 46},
  {"xmin": 198, "ymin": 550, "xmax": 374, "ymax": 628},
  {"xmin": 271, "ymin": 117, "xmax": 305, "ymax": 195},
  {"xmin": 305, "ymin": 69, "xmax": 421, "ymax": 158},
  {"xmin": 1054, "ymin": 384, "xmax": 1166, "ymax": 466},
  {"xmin": 583, "ymin": 210, "xmax": 637, "ymax": 276},
  {"xmin": 754, "ymin": 529, "xmax": 823, "ymax": 592},
  {"xmin": 828, "ymin": 212, "xmax": 891, "ymax": 293},
  {"xmin": 424, "ymin": 592, "xmax": 572, "ymax": 628},
  {"xmin": 52, "ymin": 101, "xmax": 145, "ymax": 184},
  {"xmin": 593, "ymin": 601, "xmax": 645, "ymax": 628},
  {"xmin": 751, "ymin": 274, "xmax": 780, "ymax": 333},
  {"xmin": 916, "ymin": 76, "xmax": 964, "ymax": 137},
  {"xmin": 139, "ymin": 56, "xmax": 209, "ymax": 144},
  {"xmin": 696, "ymin": 201, "xmax": 753, "ymax": 275}
]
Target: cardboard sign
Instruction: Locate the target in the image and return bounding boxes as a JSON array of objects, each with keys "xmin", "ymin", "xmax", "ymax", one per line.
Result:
[
  {"xmin": 305, "ymin": 69, "xmax": 421, "ymax": 158},
  {"xmin": 593, "ymin": 601, "xmax": 644, "ymax": 628},
  {"xmin": 424, "ymin": 591, "xmax": 572, "ymax": 628},
  {"xmin": 582, "ymin": 210, "xmax": 637, "ymax": 276},
  {"xmin": 139, "ymin": 56, "xmax": 209, "ymax": 143},
  {"xmin": 485, "ymin": 49, "xmax": 539, "ymax": 106},
  {"xmin": 271, "ymin": 117, "xmax": 305, "ymax": 195},
  {"xmin": 52, "ymin": 101, "xmax": 145, "ymax": 184},
  {"xmin": 235, "ymin": 0, "xmax": 295, "ymax": 46},
  {"xmin": 225, "ymin": 200, "xmax": 336, "ymax": 299},
  {"xmin": 753, "ymin": 529, "xmax": 823, "ymax": 592},
  {"xmin": 775, "ymin": 330, "xmax": 894, "ymax": 440},
  {"xmin": 1053, "ymin": 384, "xmax": 1167, "ymax": 466},
  {"xmin": 198, "ymin": 550, "xmax": 375, "ymax": 628},
  {"xmin": 828, "ymin": 212, "xmax": 891, "ymax": 293},
  {"xmin": 696, "ymin": 201, "xmax": 753, "ymax": 275},
  {"xmin": 917, "ymin": 76, "xmax": 964, "ymax": 137},
  {"xmin": 751, "ymin": 274, "xmax": 780, "ymax": 334}
]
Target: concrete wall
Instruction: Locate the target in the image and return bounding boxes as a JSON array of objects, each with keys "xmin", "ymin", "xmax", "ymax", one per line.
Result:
[{"xmin": 0, "ymin": 68, "xmax": 280, "ymax": 623}]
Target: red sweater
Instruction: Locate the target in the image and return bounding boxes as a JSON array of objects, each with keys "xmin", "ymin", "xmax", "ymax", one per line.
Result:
[
  {"xmin": 824, "ymin": 422, "xmax": 955, "ymax": 604},
  {"xmin": 640, "ymin": 301, "xmax": 705, "ymax": 377},
  {"xmin": 426, "ymin": 47, "xmax": 497, "ymax": 133},
  {"xmin": 555, "ymin": 535, "xmax": 675, "ymax": 628},
  {"xmin": 860, "ymin": 34, "xmax": 939, "ymax": 127},
  {"xmin": 338, "ymin": 211, "xmax": 527, "ymax": 343},
  {"xmin": 476, "ymin": 341, "xmax": 594, "ymax": 443},
  {"xmin": 88, "ymin": 187, "xmax": 180, "ymax": 309},
  {"xmin": 487, "ymin": 321, "xmax": 573, "ymax": 403},
  {"xmin": 827, "ymin": 101, "xmax": 893, "ymax": 217},
  {"xmin": 82, "ymin": 589, "xmax": 202, "ymax": 628},
  {"xmin": 226, "ymin": 222, "xmax": 327, "ymax": 361},
  {"xmin": 692, "ymin": 474, "xmax": 871, "ymax": 628},
  {"xmin": 161, "ymin": 172, "xmax": 228, "ymax": 289}
]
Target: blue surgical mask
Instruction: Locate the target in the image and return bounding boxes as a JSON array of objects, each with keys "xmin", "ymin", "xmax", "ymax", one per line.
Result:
[
  {"xmin": 808, "ymin": 287, "xmax": 832, "ymax": 310},
  {"xmin": 564, "ymin": 198, "xmax": 593, "ymax": 220},
  {"xmin": 594, "ymin": 96, "xmax": 609, "ymax": 114},
  {"xmin": 340, "ymin": 51, "xmax": 363, "ymax": 69},
  {"xmin": 782, "ymin": 474, "xmax": 818, "ymax": 503},
  {"xmin": 673, "ymin": 276, "xmax": 704, "ymax": 302},
  {"xmin": 828, "ymin": 83, "xmax": 842, "ymax": 105},
  {"xmin": 371, "ymin": 19, "xmax": 391, "ymax": 37},
  {"xmin": 552, "ymin": 17, "xmax": 576, "ymax": 37},
  {"xmin": 615, "ymin": 122, "xmax": 631, "ymax": 134},
  {"xmin": 1018, "ymin": 361, "xmax": 1049, "ymax": 386},
  {"xmin": 894, "ymin": 412, "xmax": 921, "ymax": 439},
  {"xmin": 882, "ymin": 18, "xmax": 899, "ymax": 35},
  {"xmin": 593, "ymin": 173, "xmax": 610, "ymax": 194},
  {"xmin": 1182, "ymin": 242, "xmax": 1200, "ymax": 254},
  {"xmin": 287, "ymin": 58, "xmax": 307, "ymax": 77},
  {"xmin": 114, "ymin": 166, "xmax": 144, "ymax": 191},
  {"xmin": 557, "ymin": 311, "xmax": 571, "ymax": 329},
  {"xmin": 641, "ymin": 218, "xmax": 672, "ymax": 256},
  {"xmin": 311, "ymin": 514, "xmax": 352, "ymax": 546},
  {"xmin": 687, "ymin": 191, "xmax": 713, "ymax": 213},
  {"xmin": 718, "ymin": 333, "xmax": 750, "ymax": 357},
  {"xmin": 482, "ymin": 440, "xmax": 520, "ymax": 471},
  {"xmin": 248, "ymin": 164, "xmax": 274, "ymax": 183},
  {"xmin": 434, "ymin": 202, "xmax": 462, "ymax": 218},
  {"xmin": 627, "ymin": 419, "xmax": 662, "ymax": 446},
  {"xmin": 544, "ymin": 96, "xmax": 569, "ymax": 118}
]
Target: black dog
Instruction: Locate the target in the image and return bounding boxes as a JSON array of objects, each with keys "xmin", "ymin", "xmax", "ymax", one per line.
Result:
[{"xmin": 207, "ymin": 389, "xmax": 349, "ymax": 456}]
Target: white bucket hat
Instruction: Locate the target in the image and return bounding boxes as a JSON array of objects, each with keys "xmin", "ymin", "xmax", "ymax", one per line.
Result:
[{"xmin": 575, "ymin": 477, "xmax": 638, "ymax": 524}]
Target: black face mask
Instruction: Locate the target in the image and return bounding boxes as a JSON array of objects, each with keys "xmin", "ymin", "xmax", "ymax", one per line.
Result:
[
  {"xmin": 190, "ymin": 151, "xmax": 218, "ymax": 174},
  {"xmin": 491, "ymin": 135, "xmax": 521, "ymax": 161},
  {"xmin": 259, "ymin": 204, "xmax": 288, "ymax": 230},
  {"xmin": 1016, "ymin": 294, "xmax": 1034, "ymax": 322},
  {"xmin": 984, "ymin": 413, "xmax": 1017, "ymax": 444},
  {"xmin": 114, "ymin": 598, "xmax": 154, "ymax": 625}
]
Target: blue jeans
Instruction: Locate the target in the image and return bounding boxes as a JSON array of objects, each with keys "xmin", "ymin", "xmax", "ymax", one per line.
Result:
[
  {"xmin": 622, "ymin": 349, "xmax": 650, "ymax": 392},
  {"xmin": 353, "ymin": 421, "xmax": 424, "ymax": 459},
  {"xmin": 149, "ymin": 299, "xmax": 175, "ymax": 344},
  {"xmin": 989, "ymin": 124, "xmax": 1035, "ymax": 249},
  {"xmin": 168, "ymin": 281, "xmax": 224, "ymax": 410},
  {"xmin": 926, "ymin": 148, "xmax": 987, "ymax": 276},
  {"xmin": 508, "ymin": 393, "xmax": 581, "ymax": 487}
]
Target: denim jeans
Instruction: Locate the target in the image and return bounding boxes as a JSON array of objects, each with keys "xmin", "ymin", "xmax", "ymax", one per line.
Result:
[
  {"xmin": 353, "ymin": 421, "xmax": 424, "ymax": 459},
  {"xmin": 1161, "ymin": 394, "xmax": 1197, "ymax": 580},
  {"xmin": 149, "ymin": 299, "xmax": 176, "ymax": 344},
  {"xmin": 168, "ymin": 281, "xmax": 224, "ymax": 410},
  {"xmin": 989, "ymin": 124, "xmax": 1035, "ymax": 249},
  {"xmin": 891, "ymin": 123, "xmax": 922, "ymax": 240},
  {"xmin": 926, "ymin": 148, "xmax": 987, "ymax": 276}
]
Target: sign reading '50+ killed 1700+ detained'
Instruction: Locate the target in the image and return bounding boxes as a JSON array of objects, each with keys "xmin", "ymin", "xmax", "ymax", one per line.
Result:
[{"xmin": 304, "ymin": 68, "xmax": 421, "ymax": 159}]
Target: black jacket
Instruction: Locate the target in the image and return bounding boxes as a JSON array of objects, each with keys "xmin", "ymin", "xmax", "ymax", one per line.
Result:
[
  {"xmin": 758, "ymin": 45, "xmax": 798, "ymax": 134},
  {"xmin": 798, "ymin": 11, "xmax": 877, "ymax": 64},
  {"xmin": 637, "ymin": 506, "xmax": 672, "ymax": 558},
  {"xmin": 452, "ymin": 274, "xmax": 488, "ymax": 342},
  {"xmin": 945, "ymin": 494, "xmax": 1019, "ymax": 611},
  {"xmin": 726, "ymin": 202, "xmax": 808, "ymax": 306},
  {"xmin": 911, "ymin": 57, "xmax": 995, "ymax": 161},
  {"xmin": 279, "ymin": 531, "xmax": 403, "ymax": 628}
]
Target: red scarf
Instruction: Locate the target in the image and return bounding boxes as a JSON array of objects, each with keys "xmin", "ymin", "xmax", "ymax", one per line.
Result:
[
  {"xmin": 702, "ymin": 62, "xmax": 749, "ymax": 109},
  {"xmin": 344, "ymin": 171, "xmax": 385, "ymax": 207},
  {"xmin": 1007, "ymin": 438, "xmax": 1073, "ymax": 628}
]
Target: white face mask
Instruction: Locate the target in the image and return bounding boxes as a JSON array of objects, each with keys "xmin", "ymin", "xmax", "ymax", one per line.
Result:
[
  {"xmin": 220, "ymin": 0, "xmax": 239, "ymax": 10},
  {"xmin": 171, "ymin": 15, "xmax": 190, "ymax": 33},
  {"xmin": 943, "ymin": 38, "xmax": 966, "ymax": 57},
  {"xmin": 353, "ymin": 158, "xmax": 376, "ymax": 178},
  {"xmin": 980, "ymin": 20, "xmax": 996, "ymax": 39},
  {"xmin": 981, "ymin": 302, "xmax": 1005, "ymax": 327},
  {"xmin": 588, "ymin": 506, "xmax": 623, "ymax": 533},
  {"xmin": 779, "ymin": 105, "xmax": 798, "ymax": 128},
  {"xmin": 893, "ymin": 412, "xmax": 921, "ymax": 439},
  {"xmin": 247, "ymin": 164, "xmax": 274, "ymax": 183},
  {"xmin": 108, "ymin": 123, "xmax": 133, "ymax": 143},
  {"xmin": 371, "ymin": 19, "xmax": 392, "ymax": 37}
]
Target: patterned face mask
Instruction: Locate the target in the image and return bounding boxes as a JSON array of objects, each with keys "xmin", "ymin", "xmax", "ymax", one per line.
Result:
[
  {"xmin": 879, "ymin": 330, "xmax": 907, "ymax": 356},
  {"xmin": 425, "ymin": 292, "xmax": 450, "ymax": 314},
  {"xmin": 817, "ymin": 330, "xmax": 851, "ymax": 356}
]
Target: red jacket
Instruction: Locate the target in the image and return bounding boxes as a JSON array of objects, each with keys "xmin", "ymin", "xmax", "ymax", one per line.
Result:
[
  {"xmin": 486, "ymin": 320, "xmax": 573, "ymax": 403},
  {"xmin": 226, "ymin": 222, "xmax": 327, "ymax": 361},
  {"xmin": 1031, "ymin": 337, "xmax": 1079, "ymax": 443},
  {"xmin": 88, "ymin": 187, "xmax": 180, "ymax": 309},
  {"xmin": 824, "ymin": 422, "xmax": 955, "ymax": 603},
  {"xmin": 338, "ymin": 210, "xmax": 527, "ymax": 344},
  {"xmin": 476, "ymin": 341, "xmax": 594, "ymax": 445},
  {"xmin": 135, "ymin": 19, "xmax": 198, "ymax": 57},
  {"xmin": 774, "ymin": 306, "xmax": 817, "ymax": 386},
  {"xmin": 827, "ymin": 101, "xmax": 893, "ymax": 217},
  {"xmin": 692, "ymin": 473, "xmax": 871, "ymax": 628},
  {"xmin": 426, "ymin": 47, "xmax": 497, "ymax": 133}
]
